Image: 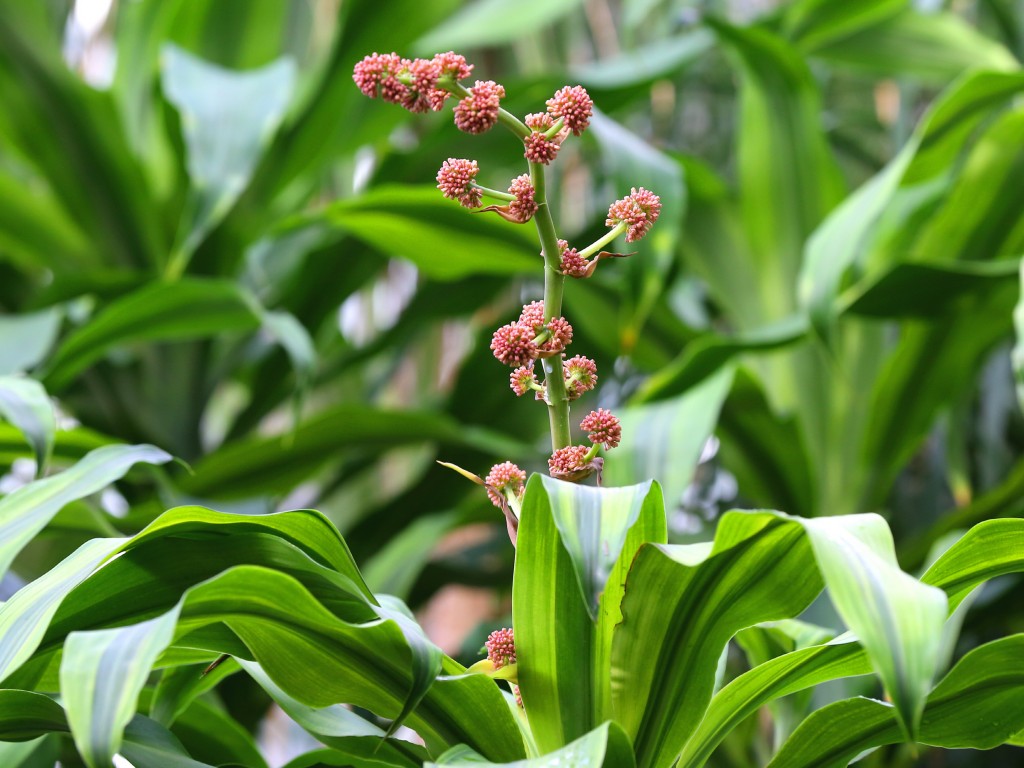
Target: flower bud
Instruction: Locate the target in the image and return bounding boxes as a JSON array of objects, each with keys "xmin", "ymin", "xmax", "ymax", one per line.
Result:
[
  {"xmin": 484, "ymin": 627, "xmax": 517, "ymax": 668},
  {"xmin": 606, "ymin": 187, "xmax": 662, "ymax": 243},
  {"xmin": 546, "ymin": 85, "xmax": 593, "ymax": 136},
  {"xmin": 436, "ymin": 158, "xmax": 482, "ymax": 209},
  {"xmin": 491, "ymin": 321, "xmax": 537, "ymax": 367},
  {"xmin": 454, "ymin": 80, "xmax": 505, "ymax": 134},
  {"xmin": 563, "ymin": 355, "xmax": 598, "ymax": 399},
  {"xmin": 581, "ymin": 408, "xmax": 621, "ymax": 449},
  {"xmin": 485, "ymin": 462, "xmax": 527, "ymax": 509}
]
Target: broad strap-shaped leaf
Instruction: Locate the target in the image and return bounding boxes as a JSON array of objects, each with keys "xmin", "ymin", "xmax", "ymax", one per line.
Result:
[
  {"xmin": 0, "ymin": 443, "xmax": 170, "ymax": 579},
  {"xmin": 42, "ymin": 278, "xmax": 261, "ymax": 391},
  {"xmin": 291, "ymin": 186, "xmax": 537, "ymax": 279},
  {"xmin": 60, "ymin": 605, "xmax": 182, "ymax": 768},
  {"xmin": 799, "ymin": 70, "xmax": 1024, "ymax": 340},
  {"xmin": 922, "ymin": 518, "xmax": 1024, "ymax": 608},
  {"xmin": 1014, "ymin": 259, "xmax": 1024, "ymax": 414},
  {"xmin": 613, "ymin": 512, "xmax": 823, "ymax": 768},
  {"xmin": 0, "ymin": 690, "xmax": 68, "ymax": 741},
  {"xmin": 679, "ymin": 635, "xmax": 872, "ymax": 767},
  {"xmin": 710, "ymin": 18, "xmax": 845, "ymax": 320},
  {"xmin": 768, "ymin": 634, "xmax": 1024, "ymax": 767},
  {"xmin": 161, "ymin": 45, "xmax": 296, "ymax": 267},
  {"xmin": 0, "ymin": 538, "xmax": 125, "ymax": 684},
  {"xmin": 413, "ymin": 0, "xmax": 584, "ymax": 51},
  {"xmin": 800, "ymin": 515, "xmax": 947, "ymax": 739},
  {"xmin": 241, "ymin": 660, "xmax": 427, "ymax": 767},
  {"xmin": 513, "ymin": 476, "xmax": 665, "ymax": 753},
  {"xmin": 0, "ymin": 376, "xmax": 54, "ymax": 475},
  {"xmin": 427, "ymin": 720, "xmax": 634, "ymax": 768}
]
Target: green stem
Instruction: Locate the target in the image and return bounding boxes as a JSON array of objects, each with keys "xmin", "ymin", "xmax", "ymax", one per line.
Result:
[
  {"xmin": 544, "ymin": 117, "xmax": 565, "ymax": 139},
  {"xmin": 530, "ymin": 160, "xmax": 572, "ymax": 452},
  {"xmin": 473, "ymin": 184, "xmax": 515, "ymax": 202},
  {"xmin": 448, "ymin": 82, "xmax": 530, "ymax": 139},
  {"xmin": 579, "ymin": 221, "xmax": 627, "ymax": 259}
]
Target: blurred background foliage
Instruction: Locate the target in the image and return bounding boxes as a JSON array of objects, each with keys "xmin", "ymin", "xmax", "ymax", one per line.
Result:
[{"xmin": 2, "ymin": 0, "xmax": 1024, "ymax": 764}]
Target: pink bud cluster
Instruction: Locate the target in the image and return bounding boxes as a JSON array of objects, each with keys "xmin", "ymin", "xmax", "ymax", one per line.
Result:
[
  {"xmin": 436, "ymin": 158, "xmax": 481, "ymax": 209},
  {"xmin": 490, "ymin": 302, "xmax": 574, "ymax": 368},
  {"xmin": 455, "ymin": 80, "xmax": 506, "ymax": 134},
  {"xmin": 547, "ymin": 85, "xmax": 593, "ymax": 136},
  {"xmin": 485, "ymin": 461, "xmax": 527, "ymax": 509},
  {"xmin": 607, "ymin": 187, "xmax": 662, "ymax": 243},
  {"xmin": 353, "ymin": 51, "xmax": 472, "ymax": 114},
  {"xmin": 484, "ymin": 627, "xmax": 517, "ymax": 668}
]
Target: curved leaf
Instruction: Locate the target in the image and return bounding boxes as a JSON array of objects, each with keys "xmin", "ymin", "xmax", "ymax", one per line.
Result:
[
  {"xmin": 769, "ymin": 634, "xmax": 1024, "ymax": 767},
  {"xmin": 0, "ymin": 309, "xmax": 61, "ymax": 376},
  {"xmin": 0, "ymin": 443, "xmax": 170, "ymax": 579},
  {"xmin": 0, "ymin": 376, "xmax": 54, "ymax": 475},
  {"xmin": 42, "ymin": 279, "xmax": 261, "ymax": 391}
]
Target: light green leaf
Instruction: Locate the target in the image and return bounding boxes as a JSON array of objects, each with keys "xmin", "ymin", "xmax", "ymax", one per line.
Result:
[
  {"xmin": 0, "ymin": 443, "xmax": 170, "ymax": 580},
  {"xmin": 784, "ymin": 0, "xmax": 904, "ymax": 52},
  {"xmin": 0, "ymin": 376, "xmax": 54, "ymax": 475},
  {"xmin": 612, "ymin": 512, "xmax": 822, "ymax": 768},
  {"xmin": 428, "ymin": 721, "xmax": 631, "ymax": 768},
  {"xmin": 297, "ymin": 186, "xmax": 538, "ymax": 280},
  {"xmin": 162, "ymin": 44, "xmax": 296, "ymax": 264},
  {"xmin": 413, "ymin": 0, "xmax": 584, "ymax": 52},
  {"xmin": 42, "ymin": 278, "xmax": 261, "ymax": 391},
  {"xmin": 607, "ymin": 366, "xmax": 733, "ymax": 509},
  {"xmin": 800, "ymin": 515, "xmax": 948, "ymax": 739},
  {"xmin": 572, "ymin": 32, "xmax": 713, "ymax": 90},
  {"xmin": 769, "ymin": 634, "xmax": 1024, "ymax": 766},
  {"xmin": 0, "ymin": 538, "xmax": 124, "ymax": 684},
  {"xmin": 513, "ymin": 476, "xmax": 665, "ymax": 753},
  {"xmin": 61, "ymin": 605, "xmax": 182, "ymax": 768},
  {"xmin": 119, "ymin": 716, "xmax": 216, "ymax": 768},
  {"xmin": 0, "ymin": 309, "xmax": 62, "ymax": 376}
]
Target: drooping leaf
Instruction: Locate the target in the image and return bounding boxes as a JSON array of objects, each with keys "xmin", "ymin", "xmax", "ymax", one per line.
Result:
[
  {"xmin": 0, "ymin": 690, "xmax": 68, "ymax": 741},
  {"xmin": 42, "ymin": 279, "xmax": 261, "ymax": 391},
  {"xmin": 161, "ymin": 44, "xmax": 296, "ymax": 267},
  {"xmin": 0, "ymin": 443, "xmax": 170, "ymax": 580},
  {"xmin": 768, "ymin": 634, "xmax": 1024, "ymax": 767},
  {"xmin": 0, "ymin": 376, "xmax": 54, "ymax": 475},
  {"xmin": 572, "ymin": 32, "xmax": 714, "ymax": 90}
]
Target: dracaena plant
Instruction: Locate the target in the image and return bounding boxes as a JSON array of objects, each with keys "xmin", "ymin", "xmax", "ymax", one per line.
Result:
[{"xmin": 2, "ymin": 48, "xmax": 1024, "ymax": 768}]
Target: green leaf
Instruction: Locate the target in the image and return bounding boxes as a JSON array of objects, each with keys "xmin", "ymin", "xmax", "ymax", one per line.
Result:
[
  {"xmin": 182, "ymin": 403, "xmax": 526, "ymax": 498},
  {"xmin": 784, "ymin": 0, "xmax": 904, "ymax": 52},
  {"xmin": 0, "ymin": 308, "xmax": 62, "ymax": 376},
  {"xmin": 161, "ymin": 45, "xmax": 296, "ymax": 265},
  {"xmin": 0, "ymin": 376, "xmax": 54, "ymax": 475},
  {"xmin": 413, "ymin": 0, "xmax": 584, "ymax": 52},
  {"xmin": 606, "ymin": 366, "xmax": 733, "ymax": 509},
  {"xmin": 633, "ymin": 318, "xmax": 805, "ymax": 403},
  {"xmin": 0, "ymin": 690, "xmax": 68, "ymax": 740},
  {"xmin": 612, "ymin": 512, "xmax": 822, "ymax": 768},
  {"xmin": 572, "ymin": 32, "xmax": 713, "ymax": 90},
  {"xmin": 922, "ymin": 518, "xmax": 1024, "ymax": 608},
  {"xmin": 42, "ymin": 278, "xmax": 261, "ymax": 391},
  {"xmin": 842, "ymin": 259, "xmax": 1020, "ymax": 318},
  {"xmin": 241, "ymin": 660, "xmax": 426, "ymax": 768},
  {"xmin": 120, "ymin": 716, "xmax": 216, "ymax": 768},
  {"xmin": 679, "ymin": 637, "xmax": 872, "ymax": 767},
  {"xmin": 799, "ymin": 515, "xmax": 948, "ymax": 739},
  {"xmin": 428, "ymin": 721, "xmax": 632, "ymax": 768},
  {"xmin": 710, "ymin": 18, "xmax": 845, "ymax": 320},
  {"xmin": 513, "ymin": 476, "xmax": 666, "ymax": 753},
  {"xmin": 0, "ymin": 538, "xmax": 125, "ymax": 684},
  {"xmin": 61, "ymin": 605, "xmax": 182, "ymax": 768},
  {"xmin": 296, "ymin": 186, "xmax": 538, "ymax": 280},
  {"xmin": 769, "ymin": 634, "xmax": 1024, "ymax": 766},
  {"xmin": 805, "ymin": 10, "xmax": 1018, "ymax": 84},
  {"xmin": 0, "ymin": 443, "xmax": 170, "ymax": 580}
]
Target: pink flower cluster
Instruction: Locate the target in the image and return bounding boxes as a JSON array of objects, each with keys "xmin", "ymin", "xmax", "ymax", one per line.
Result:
[
  {"xmin": 485, "ymin": 461, "xmax": 527, "ymax": 509},
  {"xmin": 580, "ymin": 408, "xmax": 621, "ymax": 449},
  {"xmin": 548, "ymin": 445, "xmax": 591, "ymax": 477},
  {"xmin": 485, "ymin": 627, "xmax": 517, "ymax": 668},
  {"xmin": 455, "ymin": 80, "xmax": 506, "ymax": 134},
  {"xmin": 507, "ymin": 174, "xmax": 538, "ymax": 223},
  {"xmin": 490, "ymin": 303, "xmax": 574, "ymax": 368},
  {"xmin": 353, "ymin": 51, "xmax": 472, "ymax": 113},
  {"xmin": 523, "ymin": 113, "xmax": 566, "ymax": 165},
  {"xmin": 436, "ymin": 158, "xmax": 481, "ymax": 209},
  {"xmin": 547, "ymin": 85, "xmax": 593, "ymax": 136},
  {"xmin": 606, "ymin": 187, "xmax": 662, "ymax": 243},
  {"xmin": 558, "ymin": 239, "xmax": 588, "ymax": 278}
]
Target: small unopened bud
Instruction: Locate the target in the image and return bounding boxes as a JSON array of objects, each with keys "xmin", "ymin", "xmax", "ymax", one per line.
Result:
[
  {"xmin": 437, "ymin": 158, "xmax": 482, "ymax": 209},
  {"xmin": 548, "ymin": 445, "xmax": 591, "ymax": 477},
  {"xmin": 563, "ymin": 355, "xmax": 598, "ymax": 399},
  {"xmin": 558, "ymin": 240, "xmax": 589, "ymax": 278},
  {"xmin": 540, "ymin": 316, "xmax": 573, "ymax": 354},
  {"xmin": 485, "ymin": 462, "xmax": 526, "ymax": 509},
  {"xmin": 519, "ymin": 301, "xmax": 545, "ymax": 330},
  {"xmin": 524, "ymin": 132, "xmax": 561, "ymax": 165},
  {"xmin": 352, "ymin": 52, "xmax": 407, "ymax": 103},
  {"xmin": 510, "ymin": 365, "xmax": 538, "ymax": 397},
  {"xmin": 507, "ymin": 174, "xmax": 538, "ymax": 223},
  {"xmin": 491, "ymin": 321, "xmax": 537, "ymax": 367}
]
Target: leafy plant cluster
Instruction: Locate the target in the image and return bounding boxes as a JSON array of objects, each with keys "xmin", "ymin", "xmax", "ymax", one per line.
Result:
[{"xmin": 2, "ymin": 1, "xmax": 1024, "ymax": 767}]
